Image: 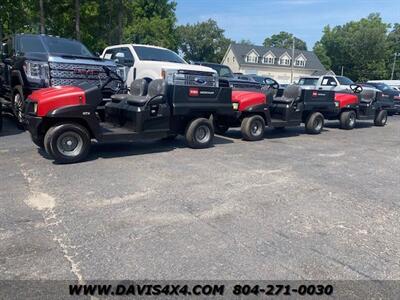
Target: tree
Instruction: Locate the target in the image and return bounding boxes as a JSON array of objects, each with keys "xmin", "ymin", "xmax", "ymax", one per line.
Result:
[
  {"xmin": 75, "ymin": 0, "xmax": 80, "ymax": 40},
  {"xmin": 177, "ymin": 19, "xmax": 231, "ymax": 62},
  {"xmin": 263, "ymin": 31, "xmax": 307, "ymax": 50},
  {"xmin": 313, "ymin": 41, "xmax": 331, "ymax": 69},
  {"xmin": 123, "ymin": 0, "xmax": 178, "ymax": 50},
  {"xmin": 238, "ymin": 39, "xmax": 252, "ymax": 45},
  {"xmin": 316, "ymin": 13, "xmax": 389, "ymax": 81},
  {"xmin": 387, "ymin": 23, "xmax": 400, "ymax": 79}
]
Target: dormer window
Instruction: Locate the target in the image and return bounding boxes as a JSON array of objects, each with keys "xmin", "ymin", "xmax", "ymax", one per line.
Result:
[
  {"xmin": 245, "ymin": 49, "xmax": 259, "ymax": 63},
  {"xmin": 294, "ymin": 54, "xmax": 307, "ymax": 67},
  {"xmin": 262, "ymin": 51, "xmax": 275, "ymax": 64},
  {"xmin": 278, "ymin": 52, "xmax": 292, "ymax": 66}
]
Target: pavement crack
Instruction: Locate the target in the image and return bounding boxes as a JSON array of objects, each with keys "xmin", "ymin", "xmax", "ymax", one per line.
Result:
[{"xmin": 18, "ymin": 161, "xmax": 85, "ymax": 283}]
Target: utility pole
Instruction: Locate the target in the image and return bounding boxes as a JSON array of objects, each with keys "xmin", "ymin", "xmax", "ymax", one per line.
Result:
[
  {"xmin": 341, "ymin": 66, "xmax": 344, "ymax": 76},
  {"xmin": 391, "ymin": 53, "xmax": 399, "ymax": 80},
  {"xmin": 39, "ymin": 0, "xmax": 45, "ymax": 34},
  {"xmin": 290, "ymin": 38, "xmax": 295, "ymax": 83}
]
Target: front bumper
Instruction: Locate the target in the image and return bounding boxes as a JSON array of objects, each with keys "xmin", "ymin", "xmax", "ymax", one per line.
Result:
[{"xmin": 24, "ymin": 114, "xmax": 43, "ymax": 140}]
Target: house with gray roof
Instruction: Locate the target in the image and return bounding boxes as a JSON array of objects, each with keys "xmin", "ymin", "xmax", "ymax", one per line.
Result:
[{"xmin": 221, "ymin": 43, "xmax": 327, "ymax": 84}]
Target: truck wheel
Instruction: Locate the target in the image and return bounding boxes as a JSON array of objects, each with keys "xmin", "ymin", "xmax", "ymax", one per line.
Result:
[
  {"xmin": 305, "ymin": 112, "xmax": 324, "ymax": 134},
  {"xmin": 185, "ymin": 118, "xmax": 214, "ymax": 149},
  {"xmin": 339, "ymin": 110, "xmax": 356, "ymax": 130},
  {"xmin": 12, "ymin": 85, "xmax": 25, "ymax": 128},
  {"xmin": 374, "ymin": 110, "xmax": 387, "ymax": 127},
  {"xmin": 45, "ymin": 123, "xmax": 91, "ymax": 163},
  {"xmin": 241, "ymin": 115, "xmax": 265, "ymax": 141}
]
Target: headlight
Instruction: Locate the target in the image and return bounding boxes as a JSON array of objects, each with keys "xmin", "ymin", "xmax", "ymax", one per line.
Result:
[
  {"xmin": 24, "ymin": 60, "xmax": 49, "ymax": 85},
  {"xmin": 334, "ymin": 101, "xmax": 339, "ymax": 108},
  {"xmin": 33, "ymin": 102, "xmax": 38, "ymax": 114},
  {"xmin": 232, "ymin": 102, "xmax": 239, "ymax": 110}
]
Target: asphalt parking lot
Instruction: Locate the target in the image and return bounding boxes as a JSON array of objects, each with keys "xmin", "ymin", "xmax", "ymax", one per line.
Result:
[{"xmin": 1, "ymin": 113, "xmax": 399, "ymax": 281}]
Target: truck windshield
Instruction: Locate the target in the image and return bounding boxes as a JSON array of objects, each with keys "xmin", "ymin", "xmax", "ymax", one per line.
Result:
[
  {"xmin": 298, "ymin": 78, "xmax": 318, "ymax": 85},
  {"xmin": 133, "ymin": 46, "xmax": 186, "ymax": 63},
  {"xmin": 336, "ymin": 76, "xmax": 354, "ymax": 85},
  {"xmin": 203, "ymin": 64, "xmax": 233, "ymax": 78},
  {"xmin": 42, "ymin": 36, "xmax": 94, "ymax": 58}
]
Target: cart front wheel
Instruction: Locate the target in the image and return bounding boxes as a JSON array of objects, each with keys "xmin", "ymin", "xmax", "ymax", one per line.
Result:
[
  {"xmin": 241, "ymin": 115, "xmax": 265, "ymax": 141},
  {"xmin": 185, "ymin": 118, "xmax": 214, "ymax": 148},
  {"xmin": 44, "ymin": 123, "xmax": 91, "ymax": 163},
  {"xmin": 339, "ymin": 110, "xmax": 356, "ymax": 130}
]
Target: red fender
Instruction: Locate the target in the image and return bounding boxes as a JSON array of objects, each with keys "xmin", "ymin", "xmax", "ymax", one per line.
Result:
[
  {"xmin": 28, "ymin": 86, "xmax": 86, "ymax": 117},
  {"xmin": 232, "ymin": 90, "xmax": 267, "ymax": 111},
  {"xmin": 335, "ymin": 93, "xmax": 358, "ymax": 109}
]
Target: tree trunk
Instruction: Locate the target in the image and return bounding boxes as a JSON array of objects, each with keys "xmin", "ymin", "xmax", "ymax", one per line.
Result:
[
  {"xmin": 117, "ymin": 0, "xmax": 123, "ymax": 43},
  {"xmin": 39, "ymin": 0, "xmax": 45, "ymax": 34},
  {"xmin": 75, "ymin": 0, "xmax": 80, "ymax": 40}
]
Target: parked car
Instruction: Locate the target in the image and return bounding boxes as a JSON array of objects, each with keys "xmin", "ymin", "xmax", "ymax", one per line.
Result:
[
  {"xmin": 245, "ymin": 74, "xmax": 279, "ymax": 88},
  {"xmin": 0, "ymin": 33, "xmax": 118, "ymax": 125},
  {"xmin": 101, "ymin": 44, "xmax": 218, "ymax": 88},
  {"xmin": 191, "ymin": 62, "xmax": 261, "ymax": 89},
  {"xmin": 362, "ymin": 82, "xmax": 400, "ymax": 115}
]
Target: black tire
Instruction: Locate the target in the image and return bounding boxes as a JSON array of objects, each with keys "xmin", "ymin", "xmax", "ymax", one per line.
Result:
[
  {"xmin": 45, "ymin": 123, "xmax": 91, "ymax": 163},
  {"xmin": 0, "ymin": 102, "xmax": 3, "ymax": 132},
  {"xmin": 32, "ymin": 135, "xmax": 44, "ymax": 148},
  {"xmin": 185, "ymin": 118, "xmax": 214, "ymax": 149},
  {"xmin": 305, "ymin": 112, "xmax": 324, "ymax": 134},
  {"xmin": 241, "ymin": 115, "xmax": 265, "ymax": 141},
  {"xmin": 214, "ymin": 123, "xmax": 229, "ymax": 135},
  {"xmin": 374, "ymin": 110, "xmax": 387, "ymax": 127},
  {"xmin": 12, "ymin": 85, "xmax": 25, "ymax": 128},
  {"xmin": 339, "ymin": 110, "xmax": 356, "ymax": 130}
]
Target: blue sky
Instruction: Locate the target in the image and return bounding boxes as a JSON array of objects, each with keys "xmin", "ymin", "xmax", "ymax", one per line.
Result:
[{"xmin": 175, "ymin": 0, "xmax": 400, "ymax": 50}]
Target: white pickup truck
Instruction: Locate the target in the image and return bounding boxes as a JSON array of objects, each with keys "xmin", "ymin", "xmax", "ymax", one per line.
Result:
[
  {"xmin": 101, "ymin": 44, "xmax": 218, "ymax": 87},
  {"xmin": 297, "ymin": 75, "xmax": 361, "ymax": 92}
]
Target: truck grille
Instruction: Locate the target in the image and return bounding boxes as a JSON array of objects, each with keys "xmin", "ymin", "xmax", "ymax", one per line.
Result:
[
  {"xmin": 172, "ymin": 71, "xmax": 217, "ymax": 87},
  {"xmin": 49, "ymin": 62, "xmax": 118, "ymax": 89}
]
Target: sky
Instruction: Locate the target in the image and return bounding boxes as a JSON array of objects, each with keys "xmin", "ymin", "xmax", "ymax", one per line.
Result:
[{"xmin": 175, "ymin": 0, "xmax": 400, "ymax": 50}]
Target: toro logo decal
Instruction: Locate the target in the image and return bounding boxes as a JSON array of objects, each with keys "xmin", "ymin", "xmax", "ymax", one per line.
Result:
[{"xmin": 189, "ymin": 88, "xmax": 199, "ymax": 97}]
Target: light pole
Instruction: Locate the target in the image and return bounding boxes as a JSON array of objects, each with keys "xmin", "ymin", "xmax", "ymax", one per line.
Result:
[{"xmin": 391, "ymin": 52, "xmax": 399, "ymax": 80}]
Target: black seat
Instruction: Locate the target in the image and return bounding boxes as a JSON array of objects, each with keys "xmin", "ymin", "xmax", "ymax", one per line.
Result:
[
  {"xmin": 359, "ymin": 89, "xmax": 376, "ymax": 103},
  {"xmin": 111, "ymin": 79, "xmax": 149, "ymax": 103},
  {"xmin": 126, "ymin": 79, "xmax": 168, "ymax": 107},
  {"xmin": 273, "ymin": 85, "xmax": 302, "ymax": 103}
]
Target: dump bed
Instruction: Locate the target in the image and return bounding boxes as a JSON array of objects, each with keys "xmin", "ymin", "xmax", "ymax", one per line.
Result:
[{"xmin": 171, "ymin": 85, "xmax": 234, "ymax": 117}]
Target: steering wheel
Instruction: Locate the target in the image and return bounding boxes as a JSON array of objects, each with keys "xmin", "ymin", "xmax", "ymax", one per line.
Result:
[
  {"xmin": 262, "ymin": 79, "xmax": 279, "ymax": 90},
  {"xmin": 101, "ymin": 66, "xmax": 125, "ymax": 91},
  {"xmin": 350, "ymin": 84, "xmax": 363, "ymax": 94}
]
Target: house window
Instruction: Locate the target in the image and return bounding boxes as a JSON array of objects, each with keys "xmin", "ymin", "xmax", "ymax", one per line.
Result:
[
  {"xmin": 233, "ymin": 57, "xmax": 235, "ymax": 62},
  {"xmin": 295, "ymin": 59, "xmax": 305, "ymax": 67},
  {"xmin": 279, "ymin": 58, "xmax": 291, "ymax": 66},
  {"xmin": 263, "ymin": 56, "xmax": 274, "ymax": 64},
  {"xmin": 246, "ymin": 54, "xmax": 258, "ymax": 63}
]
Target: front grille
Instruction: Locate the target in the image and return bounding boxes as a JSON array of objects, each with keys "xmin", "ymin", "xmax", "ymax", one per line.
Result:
[
  {"xmin": 172, "ymin": 71, "xmax": 217, "ymax": 87},
  {"xmin": 49, "ymin": 62, "xmax": 118, "ymax": 89}
]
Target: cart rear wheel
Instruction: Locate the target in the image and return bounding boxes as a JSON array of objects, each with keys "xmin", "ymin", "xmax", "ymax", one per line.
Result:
[
  {"xmin": 305, "ymin": 112, "xmax": 324, "ymax": 134},
  {"xmin": 241, "ymin": 115, "xmax": 265, "ymax": 141},
  {"xmin": 185, "ymin": 118, "xmax": 214, "ymax": 148},
  {"xmin": 45, "ymin": 123, "xmax": 91, "ymax": 163},
  {"xmin": 374, "ymin": 110, "xmax": 387, "ymax": 127},
  {"xmin": 340, "ymin": 110, "xmax": 356, "ymax": 130}
]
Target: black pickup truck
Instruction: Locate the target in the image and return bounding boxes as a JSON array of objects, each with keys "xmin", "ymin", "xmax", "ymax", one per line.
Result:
[
  {"xmin": 192, "ymin": 62, "xmax": 262, "ymax": 89},
  {"xmin": 0, "ymin": 34, "xmax": 118, "ymax": 125}
]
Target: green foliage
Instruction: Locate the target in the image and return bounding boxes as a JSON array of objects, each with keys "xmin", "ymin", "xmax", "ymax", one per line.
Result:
[
  {"xmin": 177, "ymin": 19, "xmax": 231, "ymax": 63},
  {"xmin": 313, "ymin": 41, "xmax": 331, "ymax": 69},
  {"xmin": 387, "ymin": 23, "xmax": 400, "ymax": 79},
  {"xmin": 315, "ymin": 13, "xmax": 390, "ymax": 81},
  {"xmin": 263, "ymin": 31, "xmax": 307, "ymax": 50}
]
